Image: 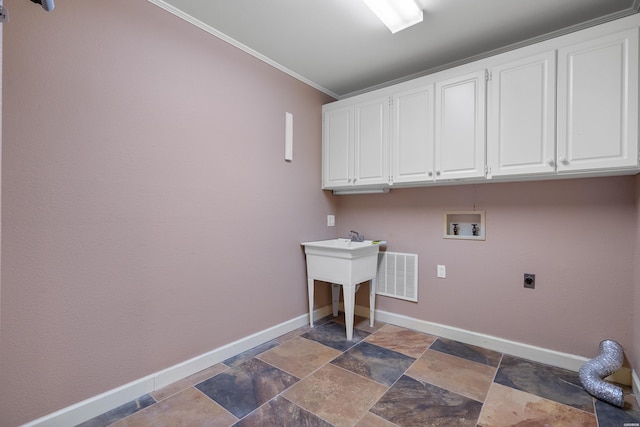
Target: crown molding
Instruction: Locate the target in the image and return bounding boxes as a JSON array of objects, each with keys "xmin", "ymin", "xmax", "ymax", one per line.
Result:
[{"xmin": 147, "ymin": 0, "xmax": 340, "ymax": 99}]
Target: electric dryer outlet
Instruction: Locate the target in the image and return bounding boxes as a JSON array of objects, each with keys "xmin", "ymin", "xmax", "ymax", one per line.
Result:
[{"xmin": 524, "ymin": 273, "xmax": 535, "ymax": 289}]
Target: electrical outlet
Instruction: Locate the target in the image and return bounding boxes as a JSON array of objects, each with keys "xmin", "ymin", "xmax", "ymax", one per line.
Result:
[
  {"xmin": 437, "ymin": 265, "xmax": 446, "ymax": 278},
  {"xmin": 327, "ymin": 215, "xmax": 335, "ymax": 227},
  {"xmin": 524, "ymin": 273, "xmax": 535, "ymax": 289}
]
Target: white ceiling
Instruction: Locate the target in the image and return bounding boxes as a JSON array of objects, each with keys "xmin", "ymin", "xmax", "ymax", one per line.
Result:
[{"xmin": 150, "ymin": 0, "xmax": 640, "ymax": 99}]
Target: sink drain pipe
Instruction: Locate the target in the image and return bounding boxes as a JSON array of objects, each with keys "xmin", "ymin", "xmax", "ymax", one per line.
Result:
[{"xmin": 578, "ymin": 339, "xmax": 624, "ymax": 407}]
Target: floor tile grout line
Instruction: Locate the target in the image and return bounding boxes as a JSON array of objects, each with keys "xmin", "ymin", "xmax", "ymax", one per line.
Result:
[
  {"xmin": 324, "ymin": 355, "xmax": 395, "ymax": 426},
  {"xmin": 280, "ymin": 394, "xmax": 337, "ymax": 427},
  {"xmin": 482, "ymin": 354, "xmax": 601, "ymax": 425},
  {"xmin": 330, "ymin": 322, "xmax": 430, "ymax": 426},
  {"xmin": 254, "ymin": 352, "xmax": 304, "ymax": 381},
  {"xmin": 398, "ymin": 333, "xmax": 437, "ymax": 377},
  {"xmin": 228, "ymin": 353, "xmax": 310, "ymax": 425},
  {"xmin": 478, "ymin": 381, "xmax": 497, "ymax": 424},
  {"xmin": 193, "ymin": 386, "xmax": 239, "ymax": 425},
  {"xmin": 477, "ymin": 355, "xmax": 507, "ymax": 426},
  {"xmin": 326, "ymin": 324, "xmax": 423, "ymax": 389},
  {"xmin": 236, "ymin": 324, "xmax": 376, "ymax": 426},
  {"xmin": 401, "ymin": 348, "xmax": 498, "ymax": 407},
  {"xmin": 308, "ymin": 321, "xmax": 397, "ymax": 425},
  {"xmin": 249, "ymin": 330, "xmax": 376, "ymax": 427},
  {"xmin": 150, "ymin": 363, "xmax": 231, "ymax": 405},
  {"xmin": 258, "ymin": 332, "xmax": 356, "ymax": 381},
  {"xmin": 104, "ymin": 396, "xmax": 158, "ymax": 427},
  {"xmin": 428, "ymin": 336, "xmax": 504, "ymax": 369}
]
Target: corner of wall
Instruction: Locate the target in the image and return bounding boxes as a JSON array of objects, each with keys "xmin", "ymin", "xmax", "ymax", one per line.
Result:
[
  {"xmin": 634, "ymin": 175, "xmax": 640, "ymax": 381},
  {"xmin": 633, "ymin": 369, "xmax": 640, "ymax": 405}
]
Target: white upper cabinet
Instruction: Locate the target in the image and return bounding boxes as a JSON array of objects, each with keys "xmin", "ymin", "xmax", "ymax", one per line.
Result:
[
  {"xmin": 322, "ymin": 105, "xmax": 353, "ymax": 189},
  {"xmin": 435, "ymin": 70, "xmax": 487, "ymax": 180},
  {"xmin": 487, "ymin": 51, "xmax": 556, "ymax": 178},
  {"xmin": 391, "ymin": 84, "xmax": 435, "ymax": 184},
  {"xmin": 322, "ymin": 95, "xmax": 389, "ymax": 190},
  {"xmin": 354, "ymin": 96, "xmax": 390, "ymax": 186},
  {"xmin": 557, "ymin": 28, "xmax": 639, "ymax": 172}
]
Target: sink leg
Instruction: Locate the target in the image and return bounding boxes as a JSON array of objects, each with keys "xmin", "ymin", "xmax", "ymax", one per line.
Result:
[
  {"xmin": 344, "ymin": 285, "xmax": 356, "ymax": 341},
  {"xmin": 308, "ymin": 277, "xmax": 315, "ymax": 328},
  {"xmin": 331, "ymin": 284, "xmax": 340, "ymax": 317},
  {"xmin": 369, "ymin": 278, "xmax": 376, "ymax": 328}
]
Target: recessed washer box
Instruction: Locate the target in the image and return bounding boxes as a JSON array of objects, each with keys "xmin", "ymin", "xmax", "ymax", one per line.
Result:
[{"xmin": 443, "ymin": 210, "xmax": 485, "ymax": 240}]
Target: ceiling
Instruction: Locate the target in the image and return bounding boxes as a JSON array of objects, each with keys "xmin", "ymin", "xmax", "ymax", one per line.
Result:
[{"xmin": 149, "ymin": 0, "xmax": 640, "ymax": 99}]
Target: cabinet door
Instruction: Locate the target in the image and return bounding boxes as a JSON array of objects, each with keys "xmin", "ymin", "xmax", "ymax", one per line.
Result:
[
  {"xmin": 354, "ymin": 96, "xmax": 390, "ymax": 186},
  {"xmin": 435, "ymin": 70, "xmax": 487, "ymax": 180},
  {"xmin": 557, "ymin": 28, "xmax": 639, "ymax": 172},
  {"xmin": 391, "ymin": 84, "xmax": 435, "ymax": 184},
  {"xmin": 488, "ymin": 51, "xmax": 556, "ymax": 177},
  {"xmin": 322, "ymin": 105, "xmax": 353, "ymax": 189}
]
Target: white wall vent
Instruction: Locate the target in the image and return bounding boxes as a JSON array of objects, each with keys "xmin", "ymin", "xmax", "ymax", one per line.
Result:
[{"xmin": 376, "ymin": 251, "xmax": 418, "ymax": 302}]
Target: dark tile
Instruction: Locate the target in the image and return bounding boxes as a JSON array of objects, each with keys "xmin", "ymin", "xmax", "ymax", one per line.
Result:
[
  {"xmin": 314, "ymin": 314, "xmax": 338, "ymax": 325},
  {"xmin": 331, "ymin": 341, "xmax": 415, "ymax": 386},
  {"xmin": 302, "ymin": 321, "xmax": 369, "ymax": 352},
  {"xmin": 233, "ymin": 396, "xmax": 332, "ymax": 427},
  {"xmin": 75, "ymin": 394, "xmax": 156, "ymax": 427},
  {"xmin": 370, "ymin": 375, "xmax": 482, "ymax": 427},
  {"xmin": 196, "ymin": 358, "xmax": 298, "ymax": 419},
  {"xmin": 430, "ymin": 337, "xmax": 502, "ymax": 367},
  {"xmin": 223, "ymin": 339, "xmax": 280, "ymax": 367},
  {"xmin": 595, "ymin": 399, "xmax": 640, "ymax": 425},
  {"xmin": 494, "ymin": 354, "xmax": 594, "ymax": 413}
]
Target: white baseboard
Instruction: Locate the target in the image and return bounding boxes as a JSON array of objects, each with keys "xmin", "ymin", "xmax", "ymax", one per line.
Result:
[
  {"xmin": 370, "ymin": 307, "xmax": 633, "ymax": 388},
  {"xmin": 21, "ymin": 307, "xmax": 332, "ymax": 427},
  {"xmin": 20, "ymin": 304, "xmax": 631, "ymax": 426},
  {"xmin": 21, "ymin": 375, "xmax": 156, "ymax": 427},
  {"xmin": 633, "ymin": 369, "xmax": 640, "ymax": 403},
  {"xmin": 358, "ymin": 306, "xmax": 591, "ymax": 372}
]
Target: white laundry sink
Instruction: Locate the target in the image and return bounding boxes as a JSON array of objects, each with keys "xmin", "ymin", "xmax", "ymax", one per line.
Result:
[
  {"xmin": 301, "ymin": 238, "xmax": 386, "ymax": 340},
  {"xmin": 304, "ymin": 238, "xmax": 376, "ymax": 249},
  {"xmin": 301, "ymin": 239, "xmax": 382, "ymax": 282}
]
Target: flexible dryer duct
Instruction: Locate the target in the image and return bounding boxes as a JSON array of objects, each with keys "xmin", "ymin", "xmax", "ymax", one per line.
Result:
[
  {"xmin": 30, "ymin": 0, "xmax": 54, "ymax": 12},
  {"xmin": 578, "ymin": 339, "xmax": 624, "ymax": 407}
]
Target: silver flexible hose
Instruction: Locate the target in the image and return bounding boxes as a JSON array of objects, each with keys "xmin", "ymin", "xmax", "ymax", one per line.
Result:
[{"xmin": 578, "ymin": 339, "xmax": 625, "ymax": 407}]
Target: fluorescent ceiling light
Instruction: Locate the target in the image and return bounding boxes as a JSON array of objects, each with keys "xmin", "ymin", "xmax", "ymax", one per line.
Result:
[{"xmin": 361, "ymin": 0, "xmax": 423, "ymax": 34}]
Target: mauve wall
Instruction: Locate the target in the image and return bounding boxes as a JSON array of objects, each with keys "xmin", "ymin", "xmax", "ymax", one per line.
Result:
[
  {"xmin": 0, "ymin": 0, "xmax": 334, "ymax": 425},
  {"xmin": 340, "ymin": 177, "xmax": 636, "ymax": 360}
]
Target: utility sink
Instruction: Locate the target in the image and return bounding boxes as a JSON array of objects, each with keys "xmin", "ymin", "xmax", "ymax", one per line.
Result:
[
  {"xmin": 303, "ymin": 237, "xmax": 381, "ymax": 253},
  {"xmin": 301, "ymin": 238, "xmax": 385, "ymax": 284},
  {"xmin": 301, "ymin": 238, "xmax": 386, "ymax": 340}
]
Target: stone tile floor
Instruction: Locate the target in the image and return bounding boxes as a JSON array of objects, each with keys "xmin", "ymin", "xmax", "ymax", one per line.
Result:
[{"xmin": 78, "ymin": 315, "xmax": 640, "ymax": 427}]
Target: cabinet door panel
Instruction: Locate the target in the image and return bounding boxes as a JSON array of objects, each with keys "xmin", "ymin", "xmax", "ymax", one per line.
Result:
[
  {"xmin": 354, "ymin": 97, "xmax": 389, "ymax": 185},
  {"xmin": 557, "ymin": 28, "xmax": 639, "ymax": 171},
  {"xmin": 488, "ymin": 52, "xmax": 556, "ymax": 177},
  {"xmin": 322, "ymin": 106, "xmax": 353, "ymax": 188},
  {"xmin": 435, "ymin": 70, "xmax": 486, "ymax": 180},
  {"xmin": 392, "ymin": 85, "xmax": 435, "ymax": 184}
]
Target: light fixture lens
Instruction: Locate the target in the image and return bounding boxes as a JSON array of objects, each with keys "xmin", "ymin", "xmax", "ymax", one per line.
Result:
[{"xmin": 362, "ymin": 0, "xmax": 423, "ymax": 33}]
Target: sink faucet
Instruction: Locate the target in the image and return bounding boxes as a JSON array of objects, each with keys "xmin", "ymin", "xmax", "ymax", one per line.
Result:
[{"xmin": 349, "ymin": 230, "xmax": 364, "ymax": 242}]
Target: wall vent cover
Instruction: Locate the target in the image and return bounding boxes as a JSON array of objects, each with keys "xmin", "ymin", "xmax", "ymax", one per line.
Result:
[{"xmin": 376, "ymin": 252, "xmax": 418, "ymax": 302}]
